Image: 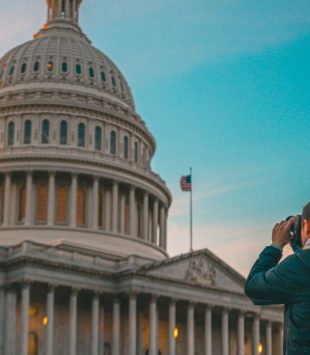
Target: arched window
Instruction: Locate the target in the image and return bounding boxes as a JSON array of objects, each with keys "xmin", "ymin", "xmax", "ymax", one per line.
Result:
[
  {"xmin": 18, "ymin": 185, "xmax": 26, "ymax": 223},
  {"xmin": 123, "ymin": 136, "xmax": 129, "ymax": 159},
  {"xmin": 33, "ymin": 61, "xmax": 40, "ymax": 72},
  {"xmin": 78, "ymin": 123, "xmax": 85, "ymax": 147},
  {"xmin": 47, "ymin": 61, "xmax": 53, "ymax": 72},
  {"xmin": 60, "ymin": 120, "xmax": 68, "ymax": 145},
  {"xmin": 9, "ymin": 66, "xmax": 15, "ymax": 77},
  {"xmin": 111, "ymin": 76, "xmax": 116, "ymax": 87},
  {"xmin": 56, "ymin": 185, "xmax": 68, "ymax": 224},
  {"xmin": 21, "ymin": 63, "xmax": 27, "ymax": 74},
  {"xmin": 36, "ymin": 184, "xmax": 48, "ymax": 223},
  {"xmin": 61, "ymin": 62, "xmax": 68, "ymax": 73},
  {"xmin": 89, "ymin": 67, "xmax": 95, "ymax": 78},
  {"xmin": 75, "ymin": 64, "xmax": 82, "ymax": 75},
  {"xmin": 77, "ymin": 186, "xmax": 86, "ymax": 226},
  {"xmin": 134, "ymin": 142, "xmax": 139, "ymax": 163},
  {"xmin": 110, "ymin": 131, "xmax": 116, "ymax": 155},
  {"xmin": 41, "ymin": 120, "xmax": 50, "ymax": 144},
  {"xmin": 100, "ymin": 71, "xmax": 106, "ymax": 82},
  {"xmin": 8, "ymin": 122, "xmax": 14, "ymax": 146},
  {"xmin": 95, "ymin": 126, "xmax": 102, "ymax": 151},
  {"xmin": 24, "ymin": 120, "xmax": 32, "ymax": 144}
]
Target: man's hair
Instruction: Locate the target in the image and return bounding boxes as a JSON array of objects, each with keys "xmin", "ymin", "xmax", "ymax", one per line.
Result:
[{"xmin": 302, "ymin": 202, "xmax": 310, "ymax": 220}]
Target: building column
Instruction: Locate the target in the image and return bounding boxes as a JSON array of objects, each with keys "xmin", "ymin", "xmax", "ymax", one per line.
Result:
[
  {"xmin": 129, "ymin": 186, "xmax": 136, "ymax": 237},
  {"xmin": 137, "ymin": 309, "xmax": 143, "ymax": 355},
  {"xmin": 91, "ymin": 293, "xmax": 100, "ymax": 355},
  {"xmin": 252, "ymin": 314, "xmax": 260, "ymax": 355},
  {"xmin": 168, "ymin": 300, "xmax": 176, "ymax": 355},
  {"xmin": 120, "ymin": 193, "xmax": 126, "ymax": 234},
  {"xmin": 58, "ymin": 0, "xmax": 62, "ymax": 17},
  {"xmin": 205, "ymin": 306, "xmax": 212, "ymax": 355},
  {"xmin": 92, "ymin": 177, "xmax": 99, "ymax": 230},
  {"xmin": 65, "ymin": 0, "xmax": 70, "ymax": 18},
  {"xmin": 221, "ymin": 308, "xmax": 229, "ymax": 355},
  {"xmin": 279, "ymin": 323, "xmax": 284, "ymax": 355},
  {"xmin": 46, "ymin": 285, "xmax": 55, "ymax": 355},
  {"xmin": 112, "ymin": 181, "xmax": 119, "ymax": 233},
  {"xmin": 47, "ymin": 171, "xmax": 55, "ymax": 226},
  {"xmin": 0, "ymin": 287, "xmax": 4, "ymax": 355},
  {"xmin": 159, "ymin": 205, "xmax": 166, "ymax": 248},
  {"xmin": 266, "ymin": 320, "xmax": 272, "ymax": 355},
  {"xmin": 70, "ymin": 174, "xmax": 77, "ymax": 227},
  {"xmin": 128, "ymin": 292, "xmax": 137, "ymax": 355},
  {"xmin": 69, "ymin": 289, "xmax": 78, "ymax": 355},
  {"xmin": 152, "ymin": 199, "xmax": 158, "ymax": 244},
  {"xmin": 238, "ymin": 311, "xmax": 244, "ymax": 355},
  {"xmin": 72, "ymin": 0, "xmax": 77, "ymax": 20},
  {"xmin": 20, "ymin": 283, "xmax": 30, "ymax": 355},
  {"xmin": 149, "ymin": 295, "xmax": 157, "ymax": 355},
  {"xmin": 112, "ymin": 298, "xmax": 120, "ymax": 355},
  {"xmin": 187, "ymin": 303, "xmax": 195, "ymax": 355},
  {"xmin": 99, "ymin": 303, "xmax": 105, "ymax": 355},
  {"xmin": 4, "ymin": 288, "xmax": 16, "ymax": 355},
  {"xmin": 3, "ymin": 173, "xmax": 11, "ymax": 226},
  {"xmin": 142, "ymin": 192, "xmax": 149, "ymax": 241},
  {"xmin": 25, "ymin": 171, "xmax": 33, "ymax": 226}
]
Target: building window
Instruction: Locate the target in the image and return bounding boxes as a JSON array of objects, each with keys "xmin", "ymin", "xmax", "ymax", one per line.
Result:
[
  {"xmin": 123, "ymin": 136, "xmax": 129, "ymax": 159},
  {"xmin": 0, "ymin": 69, "xmax": 3, "ymax": 80},
  {"xmin": 95, "ymin": 126, "xmax": 102, "ymax": 151},
  {"xmin": 61, "ymin": 62, "xmax": 68, "ymax": 73},
  {"xmin": 56, "ymin": 185, "xmax": 68, "ymax": 224},
  {"xmin": 47, "ymin": 61, "xmax": 53, "ymax": 72},
  {"xmin": 111, "ymin": 76, "xmax": 116, "ymax": 87},
  {"xmin": 9, "ymin": 66, "xmax": 15, "ymax": 77},
  {"xmin": 60, "ymin": 120, "xmax": 68, "ymax": 145},
  {"xmin": 77, "ymin": 186, "xmax": 86, "ymax": 226},
  {"xmin": 24, "ymin": 120, "xmax": 32, "ymax": 144},
  {"xmin": 28, "ymin": 332, "xmax": 39, "ymax": 355},
  {"xmin": 75, "ymin": 64, "xmax": 82, "ymax": 75},
  {"xmin": 110, "ymin": 131, "xmax": 116, "ymax": 155},
  {"xmin": 33, "ymin": 61, "xmax": 40, "ymax": 72},
  {"xmin": 21, "ymin": 63, "xmax": 27, "ymax": 74},
  {"xmin": 134, "ymin": 142, "xmax": 139, "ymax": 162},
  {"xmin": 78, "ymin": 123, "xmax": 85, "ymax": 147},
  {"xmin": 100, "ymin": 71, "xmax": 106, "ymax": 82},
  {"xmin": 41, "ymin": 119, "xmax": 50, "ymax": 144},
  {"xmin": 8, "ymin": 122, "xmax": 15, "ymax": 146},
  {"xmin": 36, "ymin": 184, "xmax": 48, "ymax": 223},
  {"xmin": 18, "ymin": 185, "xmax": 26, "ymax": 223},
  {"xmin": 89, "ymin": 67, "xmax": 95, "ymax": 78}
]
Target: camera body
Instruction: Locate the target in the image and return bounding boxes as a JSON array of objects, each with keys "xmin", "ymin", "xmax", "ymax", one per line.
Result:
[{"xmin": 286, "ymin": 215, "xmax": 302, "ymax": 248}]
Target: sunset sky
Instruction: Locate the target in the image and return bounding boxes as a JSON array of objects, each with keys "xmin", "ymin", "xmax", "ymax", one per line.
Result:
[{"xmin": 1, "ymin": 0, "xmax": 310, "ymax": 276}]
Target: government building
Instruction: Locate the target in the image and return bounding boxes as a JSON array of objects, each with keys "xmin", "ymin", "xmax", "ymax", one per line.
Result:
[{"xmin": 0, "ymin": 1, "xmax": 283, "ymax": 354}]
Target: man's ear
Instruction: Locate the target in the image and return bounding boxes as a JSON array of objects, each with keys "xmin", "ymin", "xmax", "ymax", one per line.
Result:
[{"xmin": 303, "ymin": 219, "xmax": 310, "ymax": 236}]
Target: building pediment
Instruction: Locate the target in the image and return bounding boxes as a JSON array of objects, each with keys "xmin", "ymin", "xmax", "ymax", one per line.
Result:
[{"xmin": 135, "ymin": 249, "xmax": 246, "ymax": 293}]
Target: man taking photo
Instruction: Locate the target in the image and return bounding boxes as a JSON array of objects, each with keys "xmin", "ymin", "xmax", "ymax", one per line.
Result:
[{"xmin": 245, "ymin": 202, "xmax": 310, "ymax": 355}]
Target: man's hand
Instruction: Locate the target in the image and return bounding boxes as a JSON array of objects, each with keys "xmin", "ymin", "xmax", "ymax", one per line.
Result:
[{"xmin": 272, "ymin": 218, "xmax": 295, "ymax": 248}]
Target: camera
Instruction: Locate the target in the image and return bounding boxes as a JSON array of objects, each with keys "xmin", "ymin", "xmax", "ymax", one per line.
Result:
[{"xmin": 286, "ymin": 215, "xmax": 302, "ymax": 247}]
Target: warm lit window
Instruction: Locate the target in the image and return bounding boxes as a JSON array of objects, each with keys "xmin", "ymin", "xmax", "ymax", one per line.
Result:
[
  {"xmin": 77, "ymin": 186, "xmax": 86, "ymax": 226},
  {"xmin": 47, "ymin": 61, "xmax": 53, "ymax": 72},
  {"xmin": 18, "ymin": 185, "xmax": 26, "ymax": 223},
  {"xmin": 78, "ymin": 123, "xmax": 85, "ymax": 147},
  {"xmin": 110, "ymin": 131, "xmax": 116, "ymax": 155},
  {"xmin": 123, "ymin": 136, "xmax": 129, "ymax": 159},
  {"xmin": 41, "ymin": 120, "xmax": 49, "ymax": 144},
  {"xmin": 36, "ymin": 184, "xmax": 48, "ymax": 223},
  {"xmin": 95, "ymin": 126, "xmax": 102, "ymax": 151},
  {"xmin": 56, "ymin": 185, "xmax": 68, "ymax": 224},
  {"xmin": 8, "ymin": 122, "xmax": 14, "ymax": 146},
  {"xmin": 24, "ymin": 120, "xmax": 32, "ymax": 144},
  {"xmin": 60, "ymin": 120, "xmax": 68, "ymax": 145}
]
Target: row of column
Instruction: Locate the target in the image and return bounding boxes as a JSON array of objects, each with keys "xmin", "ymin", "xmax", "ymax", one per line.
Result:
[
  {"xmin": 48, "ymin": 0, "xmax": 79, "ymax": 22},
  {"xmin": 2, "ymin": 171, "xmax": 168, "ymax": 248},
  {"xmin": 3, "ymin": 285, "xmax": 284, "ymax": 355}
]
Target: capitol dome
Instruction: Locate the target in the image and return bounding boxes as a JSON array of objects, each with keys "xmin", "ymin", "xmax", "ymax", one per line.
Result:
[{"xmin": 0, "ymin": 0, "xmax": 171, "ymax": 260}]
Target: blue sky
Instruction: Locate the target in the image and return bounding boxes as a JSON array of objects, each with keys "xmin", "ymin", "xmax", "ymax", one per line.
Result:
[{"xmin": 1, "ymin": 0, "xmax": 310, "ymax": 275}]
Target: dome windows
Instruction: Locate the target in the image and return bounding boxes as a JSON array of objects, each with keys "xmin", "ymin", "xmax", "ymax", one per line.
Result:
[
  {"xmin": 89, "ymin": 67, "xmax": 95, "ymax": 78},
  {"xmin": 78, "ymin": 123, "xmax": 85, "ymax": 147},
  {"xmin": 75, "ymin": 64, "xmax": 82, "ymax": 75},
  {"xmin": 8, "ymin": 65, "xmax": 15, "ymax": 77},
  {"xmin": 0, "ymin": 69, "xmax": 3, "ymax": 80},
  {"xmin": 61, "ymin": 62, "xmax": 68, "ymax": 73},
  {"xmin": 41, "ymin": 120, "xmax": 50, "ymax": 144},
  {"xmin": 20, "ymin": 63, "xmax": 27, "ymax": 74},
  {"xmin": 123, "ymin": 136, "xmax": 129, "ymax": 159},
  {"xmin": 110, "ymin": 131, "xmax": 116, "ymax": 155},
  {"xmin": 24, "ymin": 120, "xmax": 32, "ymax": 144},
  {"xmin": 33, "ymin": 61, "xmax": 40, "ymax": 72},
  {"xmin": 111, "ymin": 76, "xmax": 116, "ymax": 87},
  {"xmin": 47, "ymin": 61, "xmax": 54, "ymax": 72},
  {"xmin": 8, "ymin": 122, "xmax": 15, "ymax": 146},
  {"xmin": 95, "ymin": 126, "xmax": 102, "ymax": 151},
  {"xmin": 134, "ymin": 142, "xmax": 139, "ymax": 163},
  {"xmin": 60, "ymin": 120, "xmax": 68, "ymax": 145},
  {"xmin": 100, "ymin": 71, "xmax": 106, "ymax": 82}
]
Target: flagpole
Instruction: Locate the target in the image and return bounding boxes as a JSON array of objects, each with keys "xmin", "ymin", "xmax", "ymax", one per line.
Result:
[{"xmin": 190, "ymin": 167, "xmax": 193, "ymax": 252}]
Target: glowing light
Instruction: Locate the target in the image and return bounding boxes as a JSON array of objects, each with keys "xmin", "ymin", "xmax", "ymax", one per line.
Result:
[
  {"xmin": 43, "ymin": 316, "xmax": 48, "ymax": 326},
  {"xmin": 28, "ymin": 305, "xmax": 38, "ymax": 318},
  {"xmin": 258, "ymin": 343, "xmax": 263, "ymax": 354},
  {"xmin": 173, "ymin": 326, "xmax": 179, "ymax": 339}
]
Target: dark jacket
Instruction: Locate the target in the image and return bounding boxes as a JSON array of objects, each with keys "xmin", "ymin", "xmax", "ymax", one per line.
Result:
[{"xmin": 245, "ymin": 245, "xmax": 310, "ymax": 355}]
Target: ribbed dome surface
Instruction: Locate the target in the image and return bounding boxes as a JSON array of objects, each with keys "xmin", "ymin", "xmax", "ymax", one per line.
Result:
[{"xmin": 0, "ymin": 24, "xmax": 135, "ymax": 109}]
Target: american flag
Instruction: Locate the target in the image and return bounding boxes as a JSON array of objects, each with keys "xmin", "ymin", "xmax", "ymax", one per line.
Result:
[{"xmin": 180, "ymin": 175, "xmax": 192, "ymax": 191}]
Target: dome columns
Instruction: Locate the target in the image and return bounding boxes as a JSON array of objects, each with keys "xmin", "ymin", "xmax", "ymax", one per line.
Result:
[{"xmin": 47, "ymin": 0, "xmax": 82, "ymax": 24}]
